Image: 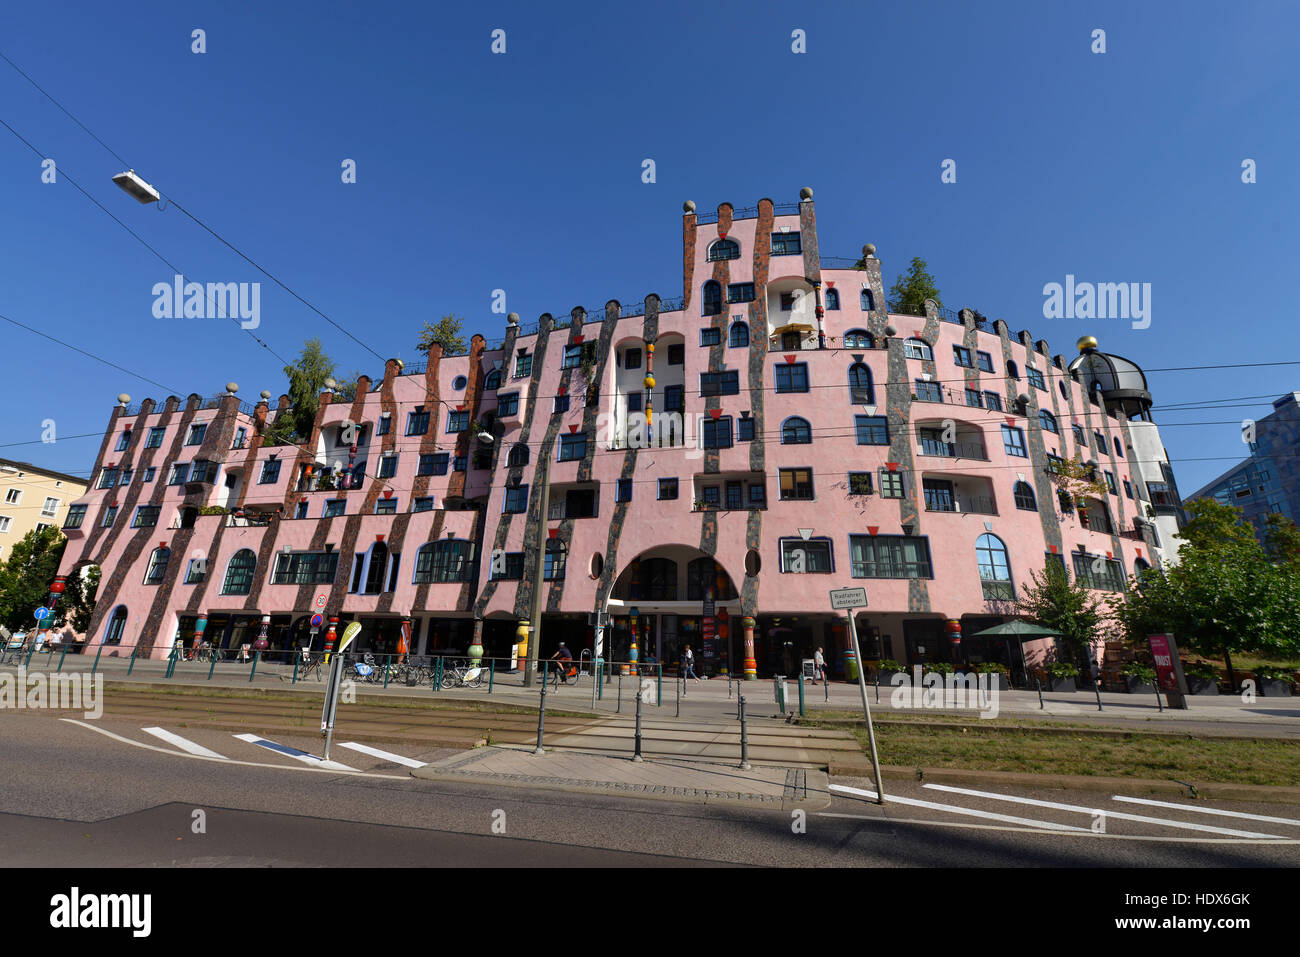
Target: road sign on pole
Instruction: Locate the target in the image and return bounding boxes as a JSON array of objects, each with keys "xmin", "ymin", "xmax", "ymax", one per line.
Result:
[
  {"xmin": 33, "ymin": 607, "xmax": 51, "ymax": 621},
  {"xmin": 322, "ymin": 622, "xmax": 362, "ymax": 760},
  {"xmin": 315, "ymin": 593, "xmax": 328, "ymax": 610},
  {"xmin": 828, "ymin": 588, "xmax": 884, "ymax": 805},
  {"xmin": 829, "ymin": 587, "xmax": 868, "ymax": 610},
  {"xmin": 310, "ymin": 613, "xmax": 323, "ymax": 629}
]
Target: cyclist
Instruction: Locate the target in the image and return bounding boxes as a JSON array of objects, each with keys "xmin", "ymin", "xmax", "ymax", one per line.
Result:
[{"xmin": 551, "ymin": 642, "xmax": 574, "ymax": 684}]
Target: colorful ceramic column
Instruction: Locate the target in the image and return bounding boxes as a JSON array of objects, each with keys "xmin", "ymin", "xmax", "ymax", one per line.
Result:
[
  {"xmin": 644, "ymin": 341, "xmax": 655, "ymax": 447},
  {"xmin": 742, "ymin": 616, "xmax": 757, "ymax": 680},
  {"xmin": 945, "ymin": 618, "xmax": 962, "ymax": 663},
  {"xmin": 514, "ymin": 621, "xmax": 529, "ymax": 672},
  {"xmin": 468, "ymin": 618, "xmax": 484, "ymax": 666},
  {"xmin": 628, "ymin": 606, "xmax": 639, "ymax": 676},
  {"xmin": 842, "ymin": 614, "xmax": 860, "ymax": 681}
]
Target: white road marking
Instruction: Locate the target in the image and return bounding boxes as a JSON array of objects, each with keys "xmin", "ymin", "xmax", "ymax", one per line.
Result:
[
  {"xmin": 922, "ymin": 784, "xmax": 1283, "ymax": 839},
  {"xmin": 232, "ymin": 733, "xmax": 356, "ymax": 770},
  {"xmin": 336, "ymin": 742, "xmax": 427, "ymax": 768},
  {"xmin": 828, "ymin": 783, "xmax": 1089, "ymax": 832},
  {"xmin": 1112, "ymin": 795, "xmax": 1300, "ymax": 827},
  {"xmin": 141, "ymin": 727, "xmax": 226, "ymax": 759},
  {"xmin": 816, "ymin": 812, "xmax": 1300, "ymax": 843}
]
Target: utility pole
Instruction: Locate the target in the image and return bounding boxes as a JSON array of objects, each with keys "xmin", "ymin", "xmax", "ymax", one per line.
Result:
[{"xmin": 522, "ymin": 452, "xmax": 551, "ymax": 688}]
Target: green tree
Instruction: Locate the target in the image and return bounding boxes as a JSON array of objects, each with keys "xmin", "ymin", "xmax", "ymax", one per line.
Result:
[
  {"xmin": 416, "ymin": 315, "xmax": 468, "ymax": 355},
  {"xmin": 0, "ymin": 527, "xmax": 92, "ymax": 633},
  {"xmin": 266, "ymin": 338, "xmax": 337, "ymax": 444},
  {"xmin": 1264, "ymin": 513, "xmax": 1300, "ymax": 567},
  {"xmin": 1017, "ymin": 559, "xmax": 1107, "ymax": 668},
  {"xmin": 887, "ymin": 257, "xmax": 942, "ymax": 314},
  {"xmin": 333, "ymin": 370, "xmax": 365, "ymax": 403}
]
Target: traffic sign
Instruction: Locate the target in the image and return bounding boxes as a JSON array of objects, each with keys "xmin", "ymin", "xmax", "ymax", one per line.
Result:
[
  {"xmin": 314, "ymin": 594, "xmax": 328, "ymax": 610},
  {"xmin": 829, "ymin": 587, "xmax": 868, "ymax": 610},
  {"xmin": 33, "ymin": 606, "xmax": 50, "ymax": 621},
  {"xmin": 310, "ymin": 613, "xmax": 324, "ymax": 629}
]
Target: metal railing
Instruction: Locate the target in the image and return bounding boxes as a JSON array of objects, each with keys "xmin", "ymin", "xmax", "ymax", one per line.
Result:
[
  {"xmin": 917, "ymin": 440, "xmax": 990, "ymax": 461},
  {"xmin": 924, "ymin": 494, "xmax": 998, "ymax": 515}
]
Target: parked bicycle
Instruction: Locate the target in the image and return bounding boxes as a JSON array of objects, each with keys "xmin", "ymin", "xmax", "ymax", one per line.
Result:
[{"xmin": 440, "ymin": 659, "xmax": 485, "ymax": 689}]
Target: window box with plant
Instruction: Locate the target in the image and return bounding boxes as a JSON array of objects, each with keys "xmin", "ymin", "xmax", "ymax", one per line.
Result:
[
  {"xmin": 1251, "ymin": 666, "xmax": 1295, "ymax": 698},
  {"xmin": 1120, "ymin": 662, "xmax": 1156, "ymax": 694},
  {"xmin": 1184, "ymin": 661, "xmax": 1220, "ymax": 696},
  {"xmin": 1046, "ymin": 661, "xmax": 1078, "ymax": 692}
]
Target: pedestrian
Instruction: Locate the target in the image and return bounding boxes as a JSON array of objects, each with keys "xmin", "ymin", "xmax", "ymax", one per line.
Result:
[
  {"xmin": 812, "ymin": 646, "xmax": 826, "ymax": 685},
  {"xmin": 683, "ymin": 643, "xmax": 701, "ymax": 683}
]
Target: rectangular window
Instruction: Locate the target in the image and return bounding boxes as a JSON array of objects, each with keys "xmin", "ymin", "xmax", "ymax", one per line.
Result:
[
  {"xmin": 406, "ymin": 409, "xmax": 430, "ymax": 435},
  {"xmin": 700, "ymin": 370, "xmax": 740, "ymax": 396},
  {"xmin": 272, "ymin": 552, "xmax": 339, "ymax": 585},
  {"xmin": 190, "ymin": 459, "xmax": 216, "ymax": 483},
  {"xmin": 497, "ymin": 393, "xmax": 519, "ymax": 417},
  {"xmin": 453, "ymin": 456, "xmax": 467, "ymax": 472},
  {"xmin": 1028, "ymin": 367, "xmax": 1046, "ymax": 391},
  {"xmin": 232, "ymin": 427, "xmax": 248, "ymax": 449},
  {"xmin": 953, "ymin": 346, "xmax": 973, "ymax": 368},
  {"xmin": 132, "ymin": 506, "xmax": 161, "ymax": 527},
  {"xmin": 64, "ymin": 504, "xmax": 87, "ymax": 529},
  {"xmin": 748, "ymin": 483, "xmax": 766, "ymax": 506},
  {"xmin": 491, "ymin": 552, "xmax": 526, "ymax": 580},
  {"xmin": 413, "ymin": 497, "xmax": 435, "ymax": 512},
  {"xmin": 774, "ymin": 363, "xmax": 809, "ymax": 393},
  {"xmin": 700, "ymin": 328, "xmax": 721, "ymax": 347},
  {"xmin": 663, "ymin": 385, "xmax": 685, "ymax": 413},
  {"xmin": 0, "ymin": 516, "xmax": 10, "ymax": 532},
  {"xmin": 779, "ymin": 468, "xmax": 814, "ymax": 501},
  {"xmin": 702, "ymin": 485, "xmax": 720, "ymax": 506},
  {"xmin": 376, "ymin": 416, "xmax": 391, "ymax": 435},
  {"xmin": 553, "ymin": 394, "xmax": 570, "ymax": 414},
  {"xmin": 616, "ymin": 478, "xmax": 633, "ymax": 502},
  {"xmin": 983, "ymin": 391, "xmax": 1003, "ymax": 412},
  {"xmin": 849, "ymin": 535, "xmax": 933, "ymax": 579},
  {"xmin": 146, "ymin": 427, "xmax": 165, "ymax": 448},
  {"xmin": 514, "ymin": 353, "xmax": 533, "ymax": 378},
  {"xmin": 1104, "ymin": 471, "xmax": 1118, "ymax": 494},
  {"xmin": 118, "ymin": 468, "xmax": 133, "ymax": 486},
  {"xmin": 4, "ymin": 489, "xmax": 19, "ymax": 504},
  {"xmin": 168, "ymin": 463, "xmax": 190, "ymax": 485},
  {"xmin": 115, "ymin": 431, "xmax": 131, "ymax": 452},
  {"xmin": 726, "ymin": 283, "xmax": 756, "ymax": 303},
  {"xmin": 667, "ymin": 344, "xmax": 685, "ymax": 365},
  {"xmin": 41, "ymin": 497, "xmax": 59, "ymax": 516},
  {"xmin": 185, "ymin": 559, "xmax": 206, "ymax": 584},
  {"xmin": 186, "ymin": 424, "xmax": 207, "ymax": 445},
  {"xmin": 702, "ymin": 417, "xmax": 732, "ymax": 449},
  {"xmin": 1072, "ymin": 553, "xmax": 1124, "ymax": 592},
  {"xmin": 417, "ymin": 454, "xmax": 437, "ymax": 476},
  {"xmin": 965, "ymin": 389, "xmax": 983, "ymax": 408},
  {"xmin": 977, "ymin": 351, "xmax": 994, "ymax": 372},
  {"xmin": 879, "ymin": 470, "xmax": 904, "ymax": 498},
  {"xmin": 1073, "ymin": 425, "xmax": 1086, "ymax": 449},
  {"xmin": 1001, "ymin": 425, "xmax": 1028, "ymax": 458},
  {"xmin": 295, "ymin": 501, "xmax": 308, "ymax": 519},
  {"xmin": 658, "ymin": 478, "xmax": 678, "ymax": 500},
  {"xmin": 625, "ymin": 392, "xmax": 643, "ymax": 413},
  {"xmin": 559, "ymin": 433, "xmax": 587, "ymax": 461},
  {"xmin": 855, "ymin": 415, "xmax": 889, "ymax": 445},
  {"xmin": 1093, "ymin": 430, "xmax": 1105, "ymax": 451},
  {"xmin": 848, "ymin": 472, "xmax": 873, "ymax": 495},
  {"xmin": 781, "ymin": 538, "xmax": 833, "ymax": 573},
  {"xmin": 375, "ymin": 498, "xmax": 397, "ymax": 515},
  {"xmin": 737, "ymin": 417, "xmax": 755, "ymax": 441},
  {"xmin": 725, "ymin": 481, "xmax": 743, "ymax": 510},
  {"xmin": 1123, "ymin": 478, "xmax": 1134, "ymax": 500},
  {"xmin": 914, "ymin": 380, "xmax": 942, "ymax": 402},
  {"xmin": 259, "ymin": 459, "xmax": 281, "ymax": 484},
  {"xmin": 624, "ymin": 348, "xmax": 642, "ymax": 369},
  {"xmin": 99, "ymin": 506, "xmax": 117, "ymax": 527},
  {"xmin": 771, "ymin": 231, "xmax": 802, "ymax": 255},
  {"xmin": 446, "ymin": 411, "xmax": 469, "ymax": 432},
  {"xmin": 97, "ymin": 468, "xmax": 120, "ymax": 490},
  {"xmin": 142, "ymin": 466, "xmax": 156, "ymax": 483},
  {"xmin": 378, "ymin": 455, "xmax": 398, "ymax": 479},
  {"xmin": 504, "ymin": 485, "xmax": 529, "ymax": 513},
  {"xmin": 320, "ymin": 499, "xmax": 345, "ymax": 518}
]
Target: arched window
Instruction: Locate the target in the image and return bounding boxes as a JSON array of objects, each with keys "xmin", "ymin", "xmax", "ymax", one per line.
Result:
[
  {"xmin": 414, "ymin": 540, "xmax": 473, "ymax": 583},
  {"xmin": 144, "ymin": 547, "xmax": 170, "ymax": 585},
  {"xmin": 103, "ymin": 605, "xmax": 128, "ymax": 645},
  {"xmin": 848, "ymin": 363, "xmax": 874, "ymax": 404},
  {"xmin": 1039, "ymin": 410, "xmax": 1059, "ymax": 434},
  {"xmin": 904, "ymin": 338, "xmax": 933, "ymax": 361},
  {"xmin": 702, "ymin": 281, "xmax": 722, "ymax": 316},
  {"xmin": 484, "ymin": 369, "xmax": 502, "ymax": 391},
  {"xmin": 860, "ymin": 289, "xmax": 875, "ymax": 311},
  {"xmin": 507, "ymin": 443, "xmax": 529, "ymax": 468},
  {"xmin": 844, "ymin": 329, "xmax": 874, "ymax": 349},
  {"xmin": 1013, "ymin": 481, "xmax": 1037, "ymax": 511},
  {"xmin": 1006, "ymin": 360, "xmax": 1020, "ymax": 379},
  {"xmin": 781, "ymin": 417, "xmax": 812, "ymax": 444},
  {"xmin": 631, "ymin": 558, "xmax": 677, "ymax": 600},
  {"xmin": 975, "ymin": 534, "xmax": 1014, "ymax": 600},
  {"xmin": 729, "ymin": 321, "xmax": 750, "ymax": 348},
  {"xmin": 221, "ymin": 549, "xmax": 257, "ymax": 595},
  {"xmin": 687, "ymin": 556, "xmax": 737, "ymax": 600},
  {"xmin": 824, "ymin": 288, "xmax": 840, "ymax": 310},
  {"xmin": 707, "ymin": 238, "xmax": 740, "ymax": 262},
  {"xmin": 544, "ymin": 539, "xmax": 567, "ymax": 580},
  {"xmin": 1134, "ymin": 557, "xmax": 1151, "ymax": 575}
]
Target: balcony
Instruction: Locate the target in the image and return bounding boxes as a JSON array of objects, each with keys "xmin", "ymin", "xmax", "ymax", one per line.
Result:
[
  {"xmin": 924, "ymin": 494, "xmax": 998, "ymax": 516},
  {"xmin": 922, "ymin": 474, "xmax": 998, "ymax": 516},
  {"xmin": 916, "ymin": 438, "xmax": 989, "ymax": 462}
]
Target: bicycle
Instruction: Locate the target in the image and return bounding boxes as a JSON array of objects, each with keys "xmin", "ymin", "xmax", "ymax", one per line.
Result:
[
  {"xmin": 440, "ymin": 659, "xmax": 485, "ymax": 689},
  {"xmin": 296, "ymin": 648, "xmax": 323, "ymax": 682}
]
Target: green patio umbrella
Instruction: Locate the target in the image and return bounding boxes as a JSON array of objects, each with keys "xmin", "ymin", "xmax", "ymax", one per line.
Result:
[{"xmin": 965, "ymin": 619, "xmax": 1066, "ymax": 687}]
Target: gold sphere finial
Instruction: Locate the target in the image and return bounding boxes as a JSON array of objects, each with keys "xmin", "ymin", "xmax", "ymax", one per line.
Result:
[{"xmin": 1077, "ymin": 335, "xmax": 1098, "ymax": 353}]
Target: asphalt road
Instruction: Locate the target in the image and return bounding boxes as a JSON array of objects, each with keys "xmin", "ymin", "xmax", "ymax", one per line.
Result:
[{"xmin": 2, "ymin": 712, "xmax": 1299, "ymax": 868}]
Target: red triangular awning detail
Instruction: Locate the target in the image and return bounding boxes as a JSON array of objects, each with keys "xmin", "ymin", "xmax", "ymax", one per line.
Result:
[
  {"xmin": 569, "ymin": 424, "xmax": 579, "ymax": 434},
  {"xmin": 867, "ymin": 526, "xmax": 879, "ymax": 536}
]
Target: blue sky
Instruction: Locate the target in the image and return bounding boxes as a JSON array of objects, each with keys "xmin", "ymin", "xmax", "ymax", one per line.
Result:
[{"xmin": 2, "ymin": 0, "xmax": 1297, "ymax": 494}]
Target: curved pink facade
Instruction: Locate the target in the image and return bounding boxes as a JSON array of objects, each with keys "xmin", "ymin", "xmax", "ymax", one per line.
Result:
[{"xmin": 57, "ymin": 194, "xmax": 1179, "ymax": 683}]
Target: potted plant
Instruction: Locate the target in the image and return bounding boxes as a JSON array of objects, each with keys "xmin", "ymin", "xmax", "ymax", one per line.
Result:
[
  {"xmin": 974, "ymin": 661, "xmax": 1009, "ymax": 691},
  {"xmin": 874, "ymin": 658, "xmax": 906, "ymax": 685},
  {"xmin": 1184, "ymin": 661, "xmax": 1219, "ymax": 696},
  {"xmin": 1047, "ymin": 662, "xmax": 1078, "ymax": 692},
  {"xmin": 924, "ymin": 661, "xmax": 955, "ymax": 681},
  {"xmin": 1252, "ymin": 666, "xmax": 1294, "ymax": 698},
  {"xmin": 1120, "ymin": 662, "xmax": 1156, "ymax": 694}
]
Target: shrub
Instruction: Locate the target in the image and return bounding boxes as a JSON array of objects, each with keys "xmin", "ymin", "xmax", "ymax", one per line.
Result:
[
  {"xmin": 1047, "ymin": 662, "xmax": 1079, "ymax": 679},
  {"xmin": 1121, "ymin": 662, "xmax": 1157, "ymax": 684},
  {"xmin": 876, "ymin": 659, "xmax": 902, "ymax": 673},
  {"xmin": 925, "ymin": 661, "xmax": 955, "ymax": 675},
  {"xmin": 975, "ymin": 662, "xmax": 1008, "ymax": 675},
  {"xmin": 1251, "ymin": 665, "xmax": 1295, "ymax": 682},
  {"xmin": 1184, "ymin": 661, "xmax": 1218, "ymax": 681}
]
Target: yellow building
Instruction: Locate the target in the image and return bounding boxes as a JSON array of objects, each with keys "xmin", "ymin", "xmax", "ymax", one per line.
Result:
[{"xmin": 0, "ymin": 458, "xmax": 89, "ymax": 561}]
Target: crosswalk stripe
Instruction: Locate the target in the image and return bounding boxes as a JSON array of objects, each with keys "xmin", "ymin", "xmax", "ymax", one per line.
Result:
[
  {"xmin": 337, "ymin": 742, "xmax": 426, "ymax": 768},
  {"xmin": 141, "ymin": 727, "xmax": 226, "ymax": 759},
  {"xmin": 922, "ymin": 784, "xmax": 1283, "ymax": 839},
  {"xmin": 1112, "ymin": 795, "xmax": 1300, "ymax": 827},
  {"xmin": 828, "ymin": 783, "xmax": 1089, "ymax": 832},
  {"xmin": 232, "ymin": 733, "xmax": 356, "ymax": 771}
]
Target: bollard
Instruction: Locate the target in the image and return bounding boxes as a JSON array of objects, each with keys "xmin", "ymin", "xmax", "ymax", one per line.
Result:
[
  {"xmin": 616, "ymin": 671, "xmax": 622, "ymax": 714},
  {"xmin": 657, "ymin": 664, "xmax": 662, "ymax": 708},
  {"xmin": 676, "ymin": 673, "xmax": 681, "ymax": 718},
  {"xmin": 434, "ymin": 656, "xmax": 442, "ymax": 693},
  {"xmin": 738, "ymin": 695, "xmax": 751, "ymax": 770},
  {"xmin": 91, "ymin": 643, "xmax": 104, "ymax": 676},
  {"xmin": 874, "ymin": 668, "xmax": 880, "ymax": 704},
  {"xmin": 128, "ymin": 648, "xmax": 138, "ymax": 676},
  {"xmin": 798, "ymin": 672, "xmax": 806, "ymax": 718},
  {"xmin": 291, "ymin": 653, "xmax": 300, "ymax": 684},
  {"xmin": 597, "ymin": 660, "xmax": 603, "ymax": 701},
  {"xmin": 489, "ymin": 657, "xmax": 495, "ymax": 694},
  {"xmin": 56, "ymin": 647, "xmax": 68, "ymax": 673},
  {"xmin": 1154, "ymin": 682, "xmax": 1164, "ymax": 713},
  {"xmin": 1036, "ymin": 676, "xmax": 1044, "ymax": 710},
  {"xmin": 208, "ymin": 650, "xmax": 218, "ymax": 681},
  {"xmin": 534, "ymin": 662, "xmax": 548, "ymax": 754},
  {"xmin": 632, "ymin": 689, "xmax": 644, "ymax": 762},
  {"xmin": 1093, "ymin": 674, "xmax": 1103, "ymax": 712},
  {"xmin": 825, "ymin": 673, "xmax": 830, "ymax": 702},
  {"xmin": 383, "ymin": 657, "xmax": 391, "ymax": 689}
]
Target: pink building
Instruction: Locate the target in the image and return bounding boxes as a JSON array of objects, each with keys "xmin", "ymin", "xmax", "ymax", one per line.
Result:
[{"xmin": 55, "ymin": 190, "xmax": 1184, "ymax": 683}]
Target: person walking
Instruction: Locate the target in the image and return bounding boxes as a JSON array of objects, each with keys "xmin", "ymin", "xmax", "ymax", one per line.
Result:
[
  {"xmin": 812, "ymin": 646, "xmax": 826, "ymax": 685},
  {"xmin": 683, "ymin": 643, "xmax": 701, "ymax": 683}
]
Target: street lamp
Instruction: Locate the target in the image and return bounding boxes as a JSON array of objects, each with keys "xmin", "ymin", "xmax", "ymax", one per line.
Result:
[{"xmin": 111, "ymin": 170, "xmax": 160, "ymax": 204}]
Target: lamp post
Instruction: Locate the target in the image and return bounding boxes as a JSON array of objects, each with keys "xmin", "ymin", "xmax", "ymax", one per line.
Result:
[{"xmin": 522, "ymin": 452, "xmax": 551, "ymax": 688}]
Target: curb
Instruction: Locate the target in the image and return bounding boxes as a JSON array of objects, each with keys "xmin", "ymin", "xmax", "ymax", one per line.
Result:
[{"xmin": 804, "ymin": 717, "xmax": 1285, "ymax": 743}]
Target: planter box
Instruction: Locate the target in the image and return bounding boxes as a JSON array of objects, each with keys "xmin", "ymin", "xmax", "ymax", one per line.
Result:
[
  {"xmin": 1123, "ymin": 675, "xmax": 1155, "ymax": 695},
  {"xmin": 1258, "ymin": 678, "xmax": 1293, "ymax": 698},
  {"xmin": 874, "ymin": 670, "xmax": 906, "ymax": 686},
  {"xmin": 1048, "ymin": 677, "xmax": 1077, "ymax": 693},
  {"xmin": 975, "ymin": 673, "xmax": 1009, "ymax": 692},
  {"xmin": 1187, "ymin": 677, "xmax": 1219, "ymax": 696}
]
